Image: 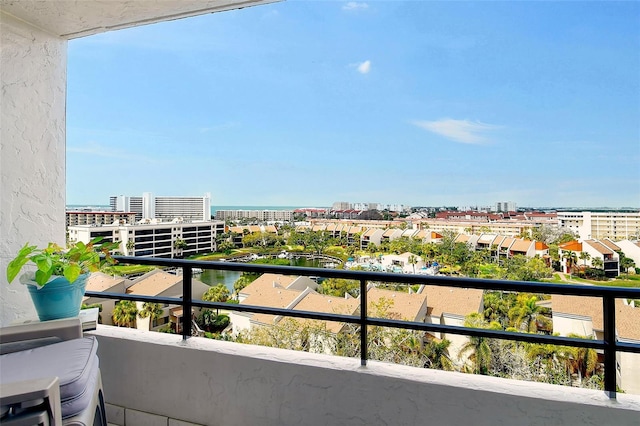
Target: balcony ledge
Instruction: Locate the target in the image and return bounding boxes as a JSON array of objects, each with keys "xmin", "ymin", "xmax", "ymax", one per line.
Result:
[{"xmin": 90, "ymin": 326, "xmax": 640, "ymax": 426}]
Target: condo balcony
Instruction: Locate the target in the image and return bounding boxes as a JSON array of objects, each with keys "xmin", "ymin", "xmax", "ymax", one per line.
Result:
[
  {"xmin": 1, "ymin": 1, "xmax": 639, "ymax": 423},
  {"xmin": 93, "ymin": 323, "xmax": 640, "ymax": 426},
  {"xmin": 80, "ymin": 256, "xmax": 640, "ymax": 425}
]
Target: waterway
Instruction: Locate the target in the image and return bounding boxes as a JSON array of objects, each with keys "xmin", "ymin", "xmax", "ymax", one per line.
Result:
[{"xmin": 198, "ymin": 257, "xmax": 325, "ymax": 291}]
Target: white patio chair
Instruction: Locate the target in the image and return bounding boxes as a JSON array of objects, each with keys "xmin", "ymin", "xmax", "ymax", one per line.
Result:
[{"xmin": 0, "ymin": 318, "xmax": 106, "ymax": 426}]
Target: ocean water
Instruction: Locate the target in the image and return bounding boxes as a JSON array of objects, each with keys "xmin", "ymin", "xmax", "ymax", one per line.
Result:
[
  {"xmin": 67, "ymin": 204, "xmax": 321, "ymax": 215},
  {"xmin": 210, "ymin": 206, "xmax": 312, "ymax": 215}
]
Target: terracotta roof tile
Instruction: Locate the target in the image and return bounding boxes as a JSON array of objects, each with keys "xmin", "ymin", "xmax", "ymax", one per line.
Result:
[
  {"xmin": 511, "ymin": 239, "xmax": 532, "ymax": 252},
  {"xmin": 535, "ymin": 241, "xmax": 549, "ymax": 250},
  {"xmin": 551, "ymin": 295, "xmax": 640, "ymax": 340},
  {"xmin": 239, "ymin": 273, "xmax": 299, "ymax": 296},
  {"xmin": 422, "ymin": 285, "xmax": 484, "ymax": 318},
  {"xmin": 292, "ymin": 293, "xmax": 359, "ymax": 333},
  {"xmin": 126, "ymin": 270, "xmax": 182, "ymax": 296},
  {"xmin": 86, "ymin": 272, "xmax": 126, "ymax": 292},
  {"xmin": 500, "ymin": 238, "xmax": 515, "ymax": 248},
  {"xmin": 367, "ymin": 287, "xmax": 428, "ymax": 321},
  {"xmin": 559, "ymin": 240, "xmax": 582, "ymax": 251},
  {"xmin": 600, "ymin": 239, "xmax": 621, "ymax": 252},
  {"xmin": 584, "ymin": 240, "xmax": 614, "ymax": 255},
  {"xmin": 455, "ymin": 234, "xmax": 470, "ymax": 243}
]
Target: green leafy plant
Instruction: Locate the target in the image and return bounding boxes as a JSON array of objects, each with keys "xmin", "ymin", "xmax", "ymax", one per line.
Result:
[{"xmin": 6, "ymin": 237, "xmax": 119, "ymax": 286}]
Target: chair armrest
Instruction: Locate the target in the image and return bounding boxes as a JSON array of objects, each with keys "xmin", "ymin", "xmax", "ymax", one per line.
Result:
[
  {"xmin": 0, "ymin": 318, "xmax": 82, "ymax": 354},
  {"xmin": 0, "ymin": 377, "xmax": 63, "ymax": 426}
]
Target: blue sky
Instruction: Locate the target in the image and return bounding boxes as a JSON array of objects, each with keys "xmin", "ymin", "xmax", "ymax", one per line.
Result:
[{"xmin": 67, "ymin": 1, "xmax": 640, "ymax": 209}]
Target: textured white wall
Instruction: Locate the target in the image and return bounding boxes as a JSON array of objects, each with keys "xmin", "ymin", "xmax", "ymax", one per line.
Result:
[
  {"xmin": 0, "ymin": 12, "xmax": 67, "ymax": 326},
  {"xmin": 619, "ymin": 350, "xmax": 640, "ymax": 395},
  {"xmin": 94, "ymin": 327, "xmax": 640, "ymax": 426}
]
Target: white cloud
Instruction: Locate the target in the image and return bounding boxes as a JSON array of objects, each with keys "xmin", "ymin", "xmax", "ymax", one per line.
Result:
[
  {"xmin": 357, "ymin": 60, "xmax": 371, "ymax": 74},
  {"xmin": 343, "ymin": 2, "xmax": 369, "ymax": 11},
  {"xmin": 412, "ymin": 118, "xmax": 501, "ymax": 144}
]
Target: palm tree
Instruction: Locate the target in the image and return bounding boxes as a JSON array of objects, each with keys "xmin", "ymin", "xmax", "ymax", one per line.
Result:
[
  {"xmin": 203, "ymin": 283, "xmax": 231, "ymax": 315},
  {"xmin": 579, "ymin": 251, "xmax": 591, "ymax": 268},
  {"xmin": 424, "ymin": 337, "xmax": 454, "ymax": 371},
  {"xmin": 125, "ymin": 240, "xmax": 135, "ymax": 255},
  {"xmin": 408, "ymin": 254, "xmax": 418, "ymax": 274},
  {"xmin": 562, "ymin": 251, "xmax": 578, "ymax": 276},
  {"xmin": 508, "ymin": 294, "xmax": 547, "ymax": 333},
  {"xmin": 202, "ymin": 283, "xmax": 231, "ymax": 303},
  {"xmin": 233, "ymin": 274, "xmax": 254, "ymax": 298},
  {"xmin": 138, "ymin": 302, "xmax": 164, "ymax": 330},
  {"xmin": 458, "ymin": 313, "xmax": 498, "ymax": 375},
  {"xmin": 558, "ymin": 334, "xmax": 598, "ymax": 384},
  {"xmin": 174, "ymin": 238, "xmax": 188, "ymax": 249},
  {"xmin": 617, "ymin": 251, "xmax": 636, "ymax": 277},
  {"xmin": 591, "ymin": 257, "xmax": 603, "ymax": 269},
  {"xmin": 112, "ymin": 300, "xmax": 138, "ymax": 328}
]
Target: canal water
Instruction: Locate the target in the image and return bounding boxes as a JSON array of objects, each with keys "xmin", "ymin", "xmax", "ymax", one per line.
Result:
[{"xmin": 198, "ymin": 257, "xmax": 325, "ymax": 291}]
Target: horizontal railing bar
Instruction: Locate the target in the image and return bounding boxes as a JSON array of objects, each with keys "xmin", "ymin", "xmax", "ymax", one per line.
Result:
[
  {"xmin": 93, "ymin": 255, "xmax": 640, "ymax": 399},
  {"xmin": 84, "ymin": 292, "xmax": 628, "ymax": 353},
  {"xmin": 617, "ymin": 341, "xmax": 640, "ymax": 354},
  {"xmin": 365, "ymin": 317, "xmax": 607, "ymax": 350},
  {"xmin": 85, "ymin": 291, "xmax": 178, "ymax": 305},
  {"xmin": 109, "ymin": 255, "xmax": 640, "ymax": 298}
]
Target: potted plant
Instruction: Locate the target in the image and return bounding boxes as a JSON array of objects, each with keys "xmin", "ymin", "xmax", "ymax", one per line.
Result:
[{"xmin": 6, "ymin": 237, "xmax": 119, "ymax": 321}]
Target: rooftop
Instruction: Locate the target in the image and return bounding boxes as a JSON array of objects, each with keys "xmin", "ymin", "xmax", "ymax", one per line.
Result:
[
  {"xmin": 422, "ymin": 285, "xmax": 484, "ymax": 318},
  {"xmin": 126, "ymin": 269, "xmax": 183, "ymax": 296}
]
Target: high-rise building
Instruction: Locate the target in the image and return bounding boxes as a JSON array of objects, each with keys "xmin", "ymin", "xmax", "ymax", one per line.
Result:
[
  {"xmin": 557, "ymin": 210, "xmax": 640, "ymax": 241},
  {"xmin": 332, "ymin": 201, "xmax": 351, "ymax": 210},
  {"xmin": 494, "ymin": 201, "xmax": 517, "ymax": 212},
  {"xmin": 110, "ymin": 192, "xmax": 211, "ymax": 222}
]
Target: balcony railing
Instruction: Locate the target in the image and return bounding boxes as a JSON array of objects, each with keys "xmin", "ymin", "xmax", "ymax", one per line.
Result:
[{"xmin": 86, "ymin": 255, "xmax": 640, "ymax": 399}]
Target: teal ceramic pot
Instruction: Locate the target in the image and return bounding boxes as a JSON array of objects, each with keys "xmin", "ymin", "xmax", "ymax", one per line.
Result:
[{"xmin": 25, "ymin": 274, "xmax": 89, "ymax": 321}]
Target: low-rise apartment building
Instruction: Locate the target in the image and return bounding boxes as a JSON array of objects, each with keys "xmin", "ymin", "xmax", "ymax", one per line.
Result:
[
  {"xmin": 456, "ymin": 234, "xmax": 549, "ymax": 263},
  {"xmin": 127, "ymin": 269, "xmax": 209, "ymax": 333},
  {"xmin": 231, "ymin": 273, "xmax": 484, "ymax": 365},
  {"xmin": 83, "ymin": 272, "xmax": 128, "ymax": 326},
  {"xmin": 215, "ymin": 209, "xmax": 294, "ymax": 222},
  {"xmin": 551, "ymin": 295, "xmax": 640, "ymax": 395},
  {"xmin": 614, "ymin": 240, "xmax": 640, "ymax": 270},
  {"xmin": 68, "ymin": 219, "xmax": 224, "ymax": 258},
  {"xmin": 66, "ymin": 210, "xmax": 137, "ymax": 226},
  {"xmin": 558, "ymin": 240, "xmax": 620, "ymax": 278},
  {"xmin": 422, "ymin": 285, "xmax": 484, "ymax": 366},
  {"xmin": 413, "ymin": 219, "xmax": 538, "ymax": 237}
]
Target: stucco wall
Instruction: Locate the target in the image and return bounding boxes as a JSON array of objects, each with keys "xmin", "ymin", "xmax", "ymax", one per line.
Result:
[
  {"xmin": 93, "ymin": 327, "xmax": 640, "ymax": 426},
  {"xmin": 0, "ymin": 12, "xmax": 67, "ymax": 326},
  {"xmin": 620, "ymin": 350, "xmax": 640, "ymax": 395},
  {"xmin": 553, "ymin": 313, "xmax": 594, "ymax": 337}
]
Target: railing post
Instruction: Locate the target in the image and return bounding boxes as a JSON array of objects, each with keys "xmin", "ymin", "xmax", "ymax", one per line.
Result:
[
  {"xmin": 182, "ymin": 267, "xmax": 193, "ymax": 341},
  {"xmin": 360, "ymin": 278, "xmax": 367, "ymax": 366},
  {"xmin": 603, "ymin": 295, "xmax": 617, "ymax": 398}
]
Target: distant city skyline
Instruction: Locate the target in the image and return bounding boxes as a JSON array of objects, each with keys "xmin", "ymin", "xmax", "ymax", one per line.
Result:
[
  {"xmin": 66, "ymin": 1, "xmax": 639, "ymax": 208},
  {"xmin": 66, "ymin": 202, "xmax": 640, "ymax": 212}
]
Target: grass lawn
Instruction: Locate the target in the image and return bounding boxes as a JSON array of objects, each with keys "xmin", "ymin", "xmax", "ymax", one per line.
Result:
[
  {"xmin": 108, "ymin": 264, "xmax": 155, "ymax": 276},
  {"xmin": 541, "ymin": 273, "xmax": 640, "ymax": 288},
  {"xmin": 545, "ymin": 274, "xmax": 565, "ymax": 283}
]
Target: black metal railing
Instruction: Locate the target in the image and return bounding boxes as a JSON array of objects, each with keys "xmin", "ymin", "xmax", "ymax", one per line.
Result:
[{"xmin": 86, "ymin": 255, "xmax": 640, "ymax": 399}]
